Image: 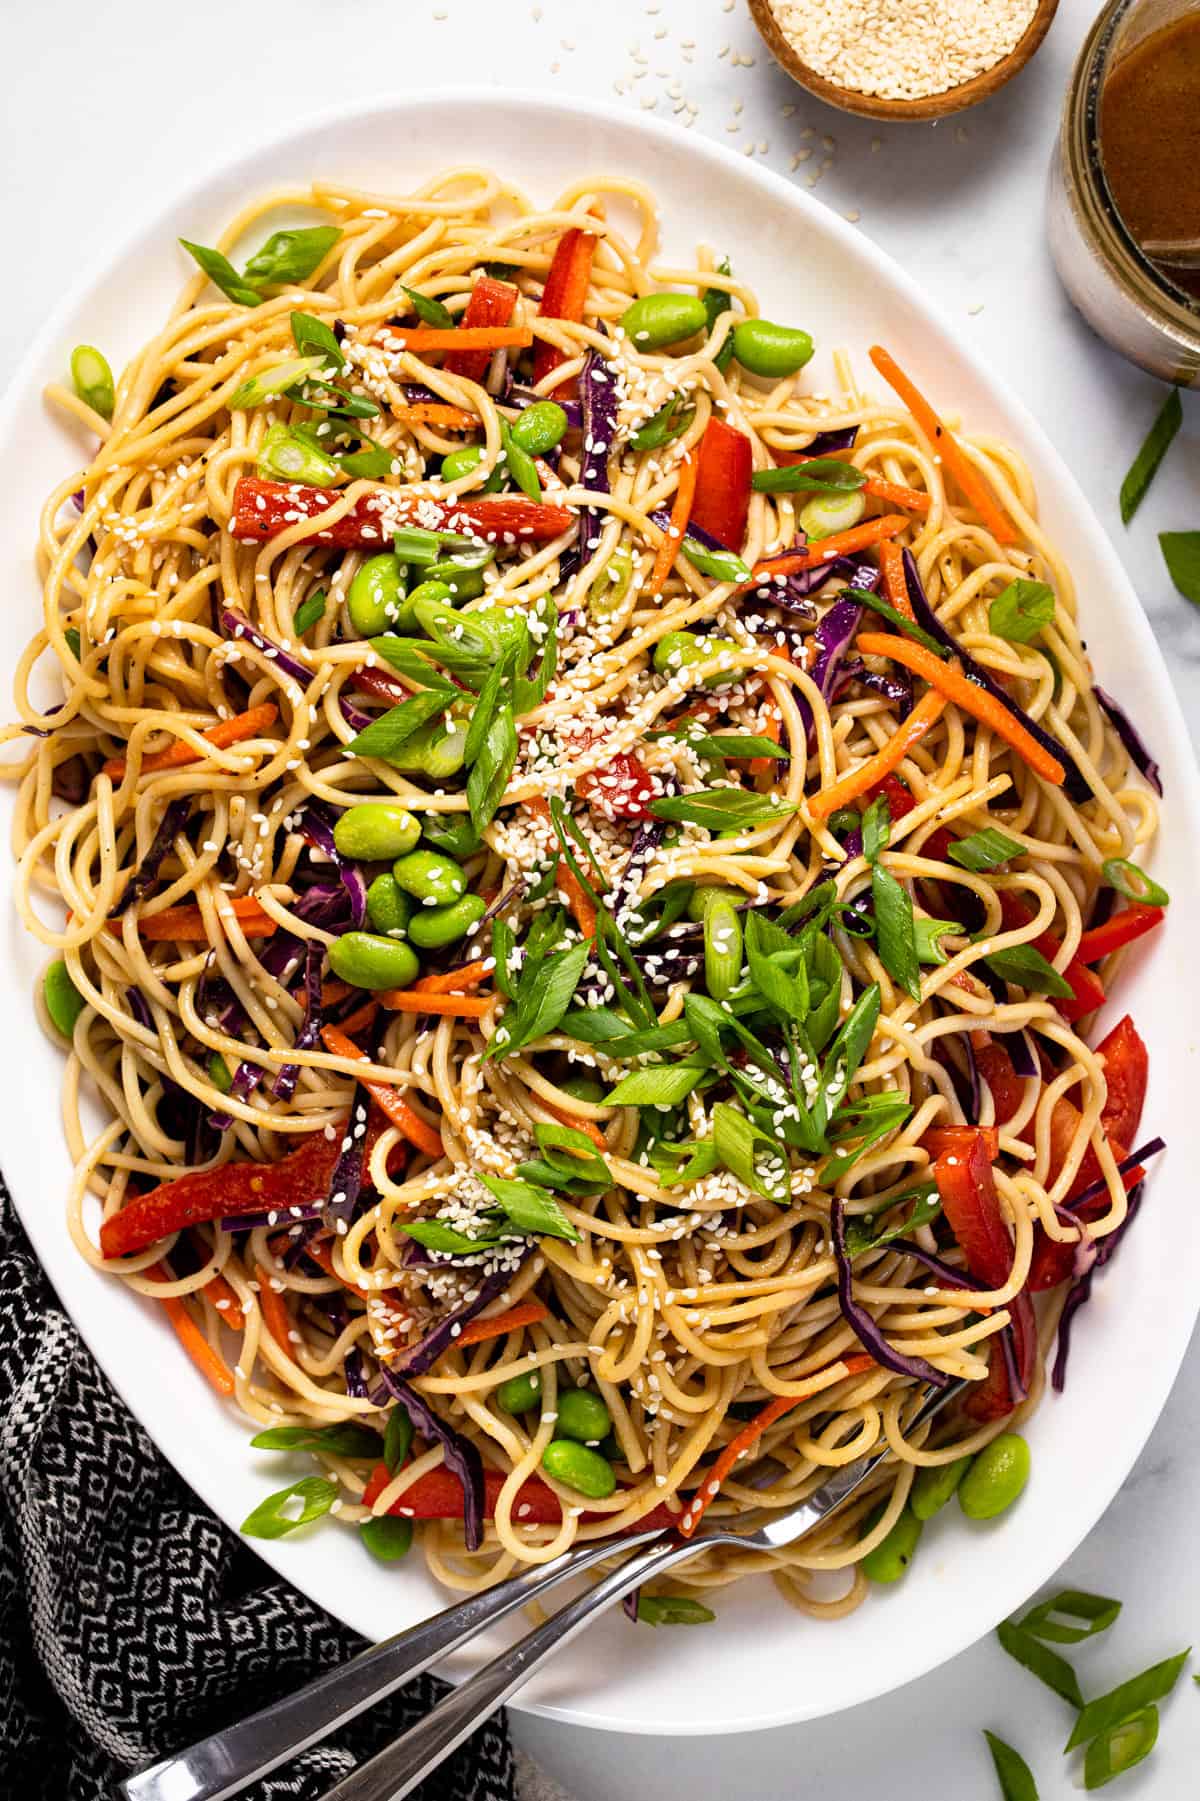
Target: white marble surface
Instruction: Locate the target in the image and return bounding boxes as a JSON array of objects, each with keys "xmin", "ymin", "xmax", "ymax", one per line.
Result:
[{"xmin": 3, "ymin": 1, "xmax": 1198, "ymax": 1794}]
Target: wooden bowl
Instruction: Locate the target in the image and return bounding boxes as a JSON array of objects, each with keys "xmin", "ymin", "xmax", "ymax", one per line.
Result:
[{"xmin": 747, "ymin": 0, "xmax": 1060, "ymax": 121}]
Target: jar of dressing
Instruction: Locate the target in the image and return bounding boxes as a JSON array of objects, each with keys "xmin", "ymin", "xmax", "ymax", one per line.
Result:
[{"xmin": 1047, "ymin": 0, "xmax": 1200, "ymax": 380}]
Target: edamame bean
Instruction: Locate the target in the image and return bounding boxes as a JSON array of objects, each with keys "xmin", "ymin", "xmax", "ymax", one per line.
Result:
[
  {"xmin": 958, "ymin": 1434, "xmax": 1031, "ymax": 1520},
  {"xmin": 620, "ymin": 292, "xmax": 709, "ymax": 351},
  {"xmin": 511, "ymin": 400, "xmax": 568, "ymax": 455},
  {"xmin": 860, "ymin": 1503, "xmax": 923, "ymax": 1584},
  {"xmin": 366, "ymin": 873, "xmax": 414, "ymax": 937},
  {"xmin": 441, "ymin": 445, "xmax": 484, "ymax": 483},
  {"xmin": 559, "ymin": 1074, "xmax": 606, "ymax": 1104},
  {"xmin": 686, "ymin": 884, "xmax": 745, "ymax": 923},
  {"xmin": 799, "ymin": 490, "xmax": 867, "ymax": 542},
  {"xmin": 392, "ymin": 577, "xmax": 452, "ymax": 634},
  {"xmin": 391, "ymin": 849, "xmax": 468, "ymax": 906},
  {"xmin": 541, "ymin": 1438, "xmax": 617, "ymax": 1499},
  {"xmin": 425, "ymin": 559, "xmax": 487, "ymax": 601},
  {"xmin": 70, "ymin": 345, "xmax": 115, "ymax": 420},
  {"xmin": 555, "ymin": 1388, "xmax": 612, "ymax": 1444},
  {"xmin": 44, "ymin": 960, "xmax": 84, "ymax": 1037},
  {"xmin": 652, "ymin": 630, "xmax": 742, "ymax": 688},
  {"xmin": 347, "ymin": 553, "xmax": 406, "ymax": 637},
  {"xmin": 497, "ymin": 1370, "xmax": 543, "ymax": 1414},
  {"xmin": 333, "ymin": 802, "xmax": 421, "ymax": 862},
  {"xmin": 328, "ymin": 931, "xmax": 420, "ymax": 991},
  {"xmin": 731, "ymin": 318, "xmax": 815, "ymax": 378},
  {"xmin": 704, "ymin": 896, "xmax": 743, "ymax": 1001},
  {"xmin": 910, "ymin": 1455, "xmax": 972, "ymax": 1521},
  {"xmin": 407, "ymin": 892, "xmax": 487, "ymax": 949}
]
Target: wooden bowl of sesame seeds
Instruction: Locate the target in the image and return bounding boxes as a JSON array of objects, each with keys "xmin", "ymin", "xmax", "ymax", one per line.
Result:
[{"xmin": 747, "ymin": 0, "xmax": 1060, "ymax": 121}]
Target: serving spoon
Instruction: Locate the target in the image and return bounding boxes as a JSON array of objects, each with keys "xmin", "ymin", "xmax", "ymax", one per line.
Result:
[{"xmin": 121, "ymin": 1379, "xmax": 964, "ymax": 1801}]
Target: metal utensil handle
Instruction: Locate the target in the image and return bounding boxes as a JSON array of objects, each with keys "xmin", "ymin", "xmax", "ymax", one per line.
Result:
[
  {"xmin": 120, "ymin": 1526, "xmax": 664, "ymax": 1801},
  {"xmin": 317, "ymin": 1534, "xmax": 700, "ymax": 1801}
]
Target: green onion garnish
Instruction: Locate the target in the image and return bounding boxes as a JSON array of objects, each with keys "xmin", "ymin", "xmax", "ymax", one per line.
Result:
[
  {"xmin": 983, "ymin": 1731, "xmax": 1039, "ymax": 1801},
  {"xmin": 948, "ymin": 827, "xmax": 1025, "ymax": 871},
  {"xmin": 996, "ymin": 1619, "xmax": 1084, "ymax": 1707},
  {"xmin": 249, "ymin": 1421, "xmax": 380, "ymax": 1456},
  {"xmin": 240, "ymin": 1476, "xmax": 337, "ymax": 1540},
  {"xmin": 989, "ymin": 579, "xmax": 1055, "ymax": 645},
  {"xmin": 1083, "ymin": 1705, "xmax": 1158, "ymax": 1789},
  {"xmin": 682, "ymin": 537, "xmax": 753, "ymax": 584},
  {"xmin": 1101, "ymin": 857, "xmax": 1169, "ymax": 907},
  {"xmin": 1160, "ymin": 531, "xmax": 1200, "ymax": 607},
  {"xmin": 229, "ymin": 354, "xmax": 329, "ymax": 410},
  {"xmin": 751, "ymin": 459, "xmax": 865, "ymax": 495},
  {"xmin": 293, "ymin": 588, "xmax": 327, "ymax": 635},
  {"xmin": 70, "ymin": 345, "xmax": 115, "ymax": 421},
  {"xmin": 1065, "ymin": 1648, "xmax": 1191, "ymax": 1751},
  {"xmin": 1120, "ymin": 388, "xmax": 1181, "ymax": 525},
  {"xmin": 637, "ymin": 1594, "xmax": 716, "ymax": 1626},
  {"xmin": 1017, "ymin": 1588, "xmax": 1121, "ymax": 1645}
]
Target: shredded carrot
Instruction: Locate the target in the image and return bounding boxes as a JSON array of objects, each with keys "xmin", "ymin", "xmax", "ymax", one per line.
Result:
[
  {"xmin": 647, "ymin": 453, "xmax": 700, "ymax": 600},
  {"xmin": 146, "ymin": 1263, "xmax": 235, "ymax": 1397},
  {"xmin": 750, "ymin": 514, "xmax": 908, "ymax": 582},
  {"xmin": 677, "ymin": 1355, "xmax": 876, "ymax": 1538},
  {"xmin": 747, "ymin": 707, "xmax": 782, "ymax": 781},
  {"xmin": 320, "ymin": 1024, "xmax": 444, "ymax": 1159},
  {"xmin": 456, "ymin": 1300, "xmax": 551, "ymax": 1347},
  {"xmin": 335, "ymin": 998, "xmax": 379, "ymax": 1038},
  {"xmin": 414, "ymin": 960, "xmax": 493, "ymax": 995},
  {"xmin": 103, "ymin": 702, "xmax": 278, "ymax": 781},
  {"xmin": 862, "ymin": 474, "xmax": 931, "ymax": 515},
  {"xmin": 878, "ymin": 540, "xmax": 914, "ymax": 619},
  {"xmin": 526, "ymin": 796, "xmax": 597, "ymax": 940},
  {"xmin": 379, "ymin": 990, "xmax": 493, "ymax": 1018},
  {"xmin": 392, "ymin": 402, "xmax": 479, "ymax": 430},
  {"xmin": 201, "ymin": 1269, "xmax": 245, "ymax": 1331},
  {"xmin": 855, "ymin": 632, "xmax": 1067, "ymax": 787},
  {"xmin": 809, "ymin": 687, "xmax": 948, "ymax": 820},
  {"xmin": 254, "ymin": 1261, "xmax": 294, "ymax": 1354},
  {"xmin": 540, "ymin": 1098, "xmax": 608, "ymax": 1152},
  {"xmin": 107, "ymin": 894, "xmax": 278, "ymax": 940},
  {"xmin": 382, "ymin": 325, "xmax": 532, "ymax": 354},
  {"xmin": 868, "ymin": 347, "xmax": 1017, "ymax": 546}
]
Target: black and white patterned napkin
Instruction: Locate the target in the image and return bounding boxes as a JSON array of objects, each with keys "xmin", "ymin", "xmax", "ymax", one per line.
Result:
[{"xmin": 0, "ymin": 1181, "xmax": 515, "ymax": 1801}]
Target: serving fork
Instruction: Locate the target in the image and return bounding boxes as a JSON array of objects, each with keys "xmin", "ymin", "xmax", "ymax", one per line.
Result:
[{"xmin": 122, "ymin": 1379, "xmax": 963, "ymax": 1801}]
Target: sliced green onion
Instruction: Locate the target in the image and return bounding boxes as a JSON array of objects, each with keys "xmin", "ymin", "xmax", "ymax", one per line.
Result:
[
  {"xmin": 207, "ymin": 1051, "xmax": 233, "ymax": 1094},
  {"xmin": 43, "ymin": 960, "xmax": 85, "ymax": 1038},
  {"xmin": 290, "ymin": 310, "xmax": 344, "ymax": 367},
  {"xmin": 1018, "ymin": 1589, "xmax": 1122, "ymax": 1645},
  {"xmin": 703, "ymin": 895, "xmax": 743, "ymax": 999},
  {"xmin": 649, "ymin": 790, "xmax": 796, "ymax": 831},
  {"xmin": 712, "ymin": 1101, "xmax": 790, "ymax": 1202},
  {"xmin": 249, "ymin": 1421, "xmax": 380, "ymax": 1456},
  {"xmin": 846, "ymin": 587, "xmax": 948, "ymax": 657},
  {"xmin": 605, "ymin": 1063, "xmax": 706, "ymax": 1107},
  {"xmin": 293, "ymin": 588, "xmax": 327, "ymax": 635},
  {"xmin": 914, "ymin": 917, "xmax": 960, "ymax": 965},
  {"xmin": 480, "ymin": 1174, "xmax": 581, "ymax": 1243},
  {"xmin": 630, "ymin": 396, "xmax": 695, "ymax": 451},
  {"xmin": 1101, "ymin": 857, "xmax": 1169, "ymax": 907},
  {"xmin": 995, "ymin": 1620, "xmax": 1084, "ymax": 1707},
  {"xmin": 1120, "ymin": 387, "xmax": 1181, "ymax": 525},
  {"xmin": 843, "ymin": 1182, "xmax": 940, "ymax": 1256},
  {"xmin": 229, "ymin": 354, "xmax": 329, "ymax": 410},
  {"xmin": 1065, "ymin": 1648, "xmax": 1191, "ymax": 1750},
  {"xmin": 983, "ymin": 1731, "xmax": 1039, "ymax": 1801},
  {"xmin": 984, "ymin": 943, "xmax": 1075, "ymax": 998},
  {"xmin": 799, "ymin": 490, "xmax": 866, "ymax": 541},
  {"xmin": 384, "ymin": 1407, "xmax": 414, "ymax": 1473},
  {"xmin": 500, "ymin": 421, "xmax": 542, "ymax": 503},
  {"xmin": 64, "ymin": 626, "xmax": 82, "ymax": 661},
  {"xmin": 1083, "ymin": 1705, "xmax": 1158, "ymax": 1789},
  {"xmin": 392, "ymin": 526, "xmax": 443, "ymax": 566},
  {"xmin": 589, "ymin": 546, "xmax": 634, "ymax": 619},
  {"xmin": 681, "ymin": 537, "xmax": 752, "ymax": 584},
  {"xmin": 872, "ymin": 864, "xmax": 921, "ymax": 1001},
  {"xmin": 257, "ymin": 421, "xmax": 342, "ymax": 487},
  {"xmin": 989, "ymin": 579, "xmax": 1055, "ymax": 645},
  {"xmin": 400, "ymin": 1219, "xmax": 504, "ymax": 1256},
  {"xmin": 399, "ymin": 283, "xmax": 455, "ymax": 329},
  {"xmin": 70, "ymin": 345, "xmax": 115, "ymax": 420},
  {"xmin": 861, "ymin": 795, "xmax": 890, "ymax": 864},
  {"xmin": 704, "ymin": 256, "xmax": 735, "ymax": 373},
  {"xmin": 240, "ymin": 1476, "xmax": 337, "ymax": 1539},
  {"xmin": 1160, "ymin": 531, "xmax": 1200, "ymax": 606},
  {"xmin": 947, "ymin": 827, "xmax": 1025, "ymax": 871},
  {"xmin": 242, "ymin": 226, "xmax": 341, "ymax": 288},
  {"xmin": 751, "ymin": 459, "xmax": 865, "ymax": 495},
  {"xmin": 637, "ymin": 1594, "xmax": 716, "ymax": 1626},
  {"xmin": 360, "ymin": 1515, "xmax": 414, "ymax": 1562}
]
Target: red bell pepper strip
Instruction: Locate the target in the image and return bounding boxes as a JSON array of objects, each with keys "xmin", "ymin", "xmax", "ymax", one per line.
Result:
[
  {"xmin": 361, "ymin": 1461, "xmax": 679, "ymax": 1533},
  {"xmin": 576, "ymin": 750, "xmax": 655, "ymax": 821},
  {"xmin": 997, "ymin": 892, "xmax": 1106, "ymax": 1024},
  {"xmin": 533, "ymin": 218, "xmax": 601, "ymax": 389},
  {"xmin": 923, "ymin": 1126, "xmax": 1000, "ymax": 1161},
  {"xmin": 1074, "ymin": 904, "xmax": 1164, "ymax": 964},
  {"xmin": 689, "ymin": 418, "xmax": 753, "ymax": 550},
  {"xmin": 972, "ymin": 1038, "xmax": 1026, "ymax": 1126},
  {"xmin": 100, "ymin": 1129, "xmax": 342, "ymax": 1260},
  {"xmin": 231, "ymin": 478, "xmax": 573, "ymax": 548},
  {"xmin": 933, "ymin": 1131, "xmax": 1037, "ymax": 1420},
  {"xmin": 349, "ymin": 665, "xmax": 409, "ymax": 705},
  {"xmin": 1027, "ymin": 1015, "xmax": 1149, "ymax": 1290},
  {"xmin": 443, "ymin": 275, "xmax": 520, "ymax": 384}
]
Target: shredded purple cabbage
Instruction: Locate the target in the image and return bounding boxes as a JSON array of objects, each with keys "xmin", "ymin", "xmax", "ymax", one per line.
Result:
[
  {"xmin": 576, "ymin": 352, "xmax": 617, "ymax": 568},
  {"xmin": 340, "ymin": 692, "xmax": 374, "ymax": 734},
  {"xmin": 936, "ymin": 1033, "xmax": 980, "ymax": 1124},
  {"xmin": 374, "ymin": 1364, "xmax": 487, "ymax": 1551},
  {"xmin": 219, "ymin": 1200, "xmax": 324, "ymax": 1234},
  {"xmin": 1062, "ymin": 1136, "xmax": 1166, "ymax": 1214},
  {"xmin": 324, "ymin": 1088, "xmax": 371, "ymax": 1232},
  {"xmin": 1007, "ymin": 1028, "xmax": 1039, "ymax": 1079},
  {"xmin": 220, "ymin": 605, "xmax": 312, "ymax": 687},
  {"xmin": 126, "ymin": 986, "xmax": 154, "ymax": 1030},
  {"xmin": 803, "ymin": 426, "xmax": 859, "ymax": 457},
  {"xmin": 901, "ymin": 551, "xmax": 1092, "ymax": 804},
  {"xmin": 273, "ymin": 942, "xmax": 326, "ymax": 1103},
  {"xmin": 850, "ymin": 661, "xmax": 914, "ymax": 720},
  {"xmin": 1052, "ymin": 1181, "xmax": 1146, "ymax": 1392},
  {"xmin": 1094, "ymin": 684, "xmax": 1163, "ymax": 797},
  {"xmin": 887, "ymin": 1240, "xmax": 976, "ymax": 1290},
  {"xmin": 396, "ymin": 1265, "xmax": 520, "ymax": 1378},
  {"xmin": 830, "ymin": 1197, "xmax": 950, "ymax": 1386},
  {"xmin": 295, "ymin": 802, "xmax": 367, "ymax": 928},
  {"xmin": 998, "ymin": 1321, "xmax": 1030, "ymax": 1406},
  {"xmin": 343, "ymin": 1345, "xmax": 369, "ymax": 1400},
  {"xmin": 108, "ymin": 797, "xmax": 192, "ymax": 918},
  {"xmin": 52, "ymin": 756, "xmax": 89, "ymax": 804}
]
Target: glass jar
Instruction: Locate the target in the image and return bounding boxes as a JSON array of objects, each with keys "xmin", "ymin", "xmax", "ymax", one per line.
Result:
[{"xmin": 1047, "ymin": 0, "xmax": 1200, "ymax": 381}]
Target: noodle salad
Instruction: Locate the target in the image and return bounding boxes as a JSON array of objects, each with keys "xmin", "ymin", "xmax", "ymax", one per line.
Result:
[{"xmin": 6, "ymin": 168, "xmax": 1169, "ymax": 1621}]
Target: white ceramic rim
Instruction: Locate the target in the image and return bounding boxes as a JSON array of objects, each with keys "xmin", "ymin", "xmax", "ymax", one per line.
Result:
[{"xmin": 2, "ymin": 88, "xmax": 1198, "ymax": 1737}]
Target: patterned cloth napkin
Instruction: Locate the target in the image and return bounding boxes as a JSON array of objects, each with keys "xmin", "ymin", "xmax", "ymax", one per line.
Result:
[{"xmin": 0, "ymin": 1181, "xmax": 515, "ymax": 1801}]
